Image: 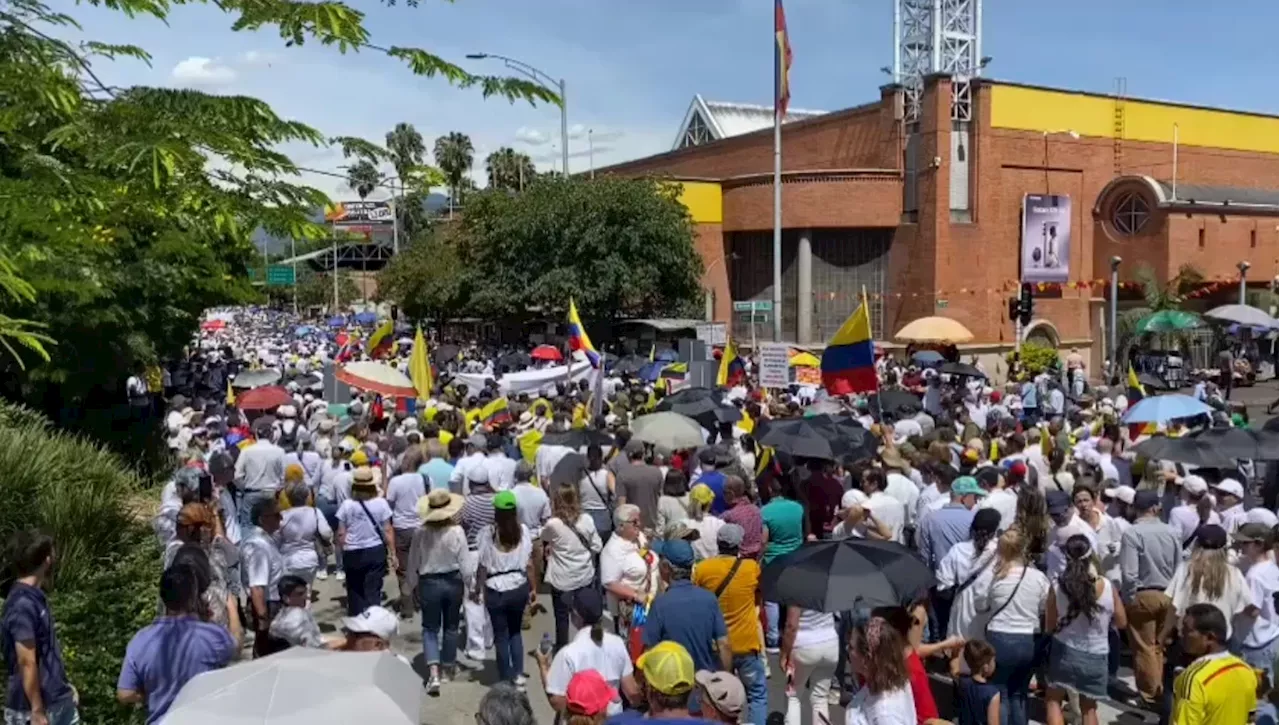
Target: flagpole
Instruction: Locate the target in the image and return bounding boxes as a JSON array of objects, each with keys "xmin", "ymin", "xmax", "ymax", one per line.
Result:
[
  {"xmin": 771, "ymin": 71, "xmax": 783, "ymax": 343},
  {"xmin": 863, "ymin": 284, "xmax": 884, "ymax": 422}
]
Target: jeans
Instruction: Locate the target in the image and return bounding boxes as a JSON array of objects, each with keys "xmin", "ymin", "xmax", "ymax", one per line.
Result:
[
  {"xmin": 342, "ymin": 544, "xmax": 386, "ymax": 616},
  {"xmin": 987, "ymin": 630, "xmax": 1037, "ymax": 725},
  {"xmin": 764, "ymin": 601, "xmax": 780, "ymax": 648},
  {"xmin": 316, "ymin": 497, "xmax": 342, "ymax": 573},
  {"xmin": 786, "ymin": 639, "xmax": 839, "ymax": 725},
  {"xmin": 4, "ymin": 699, "xmax": 79, "ymax": 725},
  {"xmin": 393, "ymin": 527, "xmax": 415, "ymax": 615},
  {"xmin": 486, "ymin": 583, "xmax": 530, "ymax": 683},
  {"xmin": 551, "ymin": 584, "xmax": 592, "ymax": 650},
  {"xmin": 734, "ymin": 652, "xmax": 768, "ymax": 725},
  {"xmin": 1240, "ymin": 637, "xmax": 1279, "ymax": 698},
  {"xmin": 239, "ymin": 489, "xmax": 277, "ymax": 529},
  {"xmin": 420, "ymin": 572, "xmax": 464, "ymax": 667}
]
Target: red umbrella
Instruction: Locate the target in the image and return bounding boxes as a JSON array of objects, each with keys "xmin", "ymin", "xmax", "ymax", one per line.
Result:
[
  {"xmin": 531, "ymin": 344, "xmax": 563, "ymax": 362},
  {"xmin": 200, "ymin": 319, "xmax": 226, "ymax": 331},
  {"xmin": 235, "ymin": 385, "xmax": 293, "ymax": 411}
]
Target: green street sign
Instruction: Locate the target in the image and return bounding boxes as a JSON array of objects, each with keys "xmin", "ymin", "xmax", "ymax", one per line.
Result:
[
  {"xmin": 266, "ymin": 265, "xmax": 295, "ymax": 286},
  {"xmin": 732, "ymin": 300, "xmax": 773, "ymax": 313}
]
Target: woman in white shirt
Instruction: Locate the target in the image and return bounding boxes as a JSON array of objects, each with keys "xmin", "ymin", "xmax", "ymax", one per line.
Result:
[
  {"xmin": 654, "ymin": 469, "xmax": 691, "ymax": 536},
  {"xmin": 1044, "ymin": 534, "xmax": 1127, "ymax": 725},
  {"xmin": 475, "ymin": 490, "xmax": 536, "ymax": 687},
  {"xmin": 844, "ymin": 616, "xmax": 916, "ymax": 725},
  {"xmin": 687, "ymin": 484, "xmax": 724, "ymax": 562},
  {"xmin": 406, "ymin": 489, "xmax": 467, "ymax": 695},
  {"xmin": 937, "ymin": 508, "xmax": 1000, "ymax": 672},
  {"xmin": 781, "ymin": 606, "xmax": 840, "ymax": 725},
  {"xmin": 1234, "ymin": 523, "xmax": 1279, "ymax": 689},
  {"xmin": 971, "ymin": 527, "xmax": 1049, "ymax": 725},
  {"xmin": 599, "ymin": 504, "xmax": 657, "ymax": 633},
  {"xmin": 336, "ymin": 468, "xmax": 395, "ymax": 616},
  {"xmin": 277, "ymin": 483, "xmax": 332, "ymax": 593},
  {"xmin": 533, "ymin": 586, "xmax": 641, "ymax": 718},
  {"xmin": 541, "ymin": 484, "xmax": 603, "ymax": 650},
  {"xmin": 315, "ymin": 443, "xmax": 352, "ymax": 580}
]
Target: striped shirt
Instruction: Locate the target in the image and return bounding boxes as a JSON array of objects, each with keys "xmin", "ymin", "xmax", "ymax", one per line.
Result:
[
  {"xmin": 460, "ymin": 491, "xmax": 496, "ymax": 550},
  {"xmin": 1171, "ymin": 650, "xmax": 1257, "ymax": 725}
]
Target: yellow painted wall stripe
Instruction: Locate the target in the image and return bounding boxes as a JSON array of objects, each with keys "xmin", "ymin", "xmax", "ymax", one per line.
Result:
[
  {"xmin": 668, "ymin": 181, "xmax": 723, "ymax": 224},
  {"xmin": 989, "ymin": 84, "xmax": 1279, "ymax": 154}
]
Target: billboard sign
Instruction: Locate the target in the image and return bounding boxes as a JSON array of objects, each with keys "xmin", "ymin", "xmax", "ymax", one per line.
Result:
[
  {"xmin": 324, "ymin": 201, "xmax": 394, "ymax": 228},
  {"xmin": 1020, "ymin": 194, "xmax": 1071, "ymax": 284},
  {"xmin": 758, "ymin": 343, "xmax": 791, "ymax": 388}
]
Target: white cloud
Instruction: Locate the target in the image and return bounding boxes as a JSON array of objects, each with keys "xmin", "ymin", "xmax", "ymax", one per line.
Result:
[
  {"xmin": 171, "ymin": 56, "xmax": 236, "ymax": 86},
  {"xmin": 567, "ymin": 123, "xmax": 587, "ymax": 139},
  {"xmin": 515, "ymin": 126, "xmax": 549, "ymax": 146},
  {"xmin": 238, "ymin": 50, "xmax": 277, "ymax": 66}
]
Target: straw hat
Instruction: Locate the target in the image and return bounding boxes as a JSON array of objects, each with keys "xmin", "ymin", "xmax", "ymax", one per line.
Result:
[{"xmin": 418, "ymin": 489, "xmax": 464, "ymax": 523}]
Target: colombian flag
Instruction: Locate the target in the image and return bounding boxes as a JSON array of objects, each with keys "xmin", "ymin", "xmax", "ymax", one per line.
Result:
[
  {"xmin": 1126, "ymin": 365, "xmax": 1155, "ymax": 440},
  {"xmin": 567, "ymin": 298, "xmax": 600, "ymax": 369},
  {"xmin": 820, "ymin": 299, "xmax": 877, "ymax": 396},
  {"xmin": 717, "ymin": 339, "xmax": 744, "ymax": 387},
  {"xmin": 408, "ymin": 326, "xmax": 434, "ymax": 400},
  {"xmin": 366, "ymin": 319, "xmax": 393, "ymax": 358},
  {"xmin": 481, "ymin": 396, "xmax": 512, "ymax": 427},
  {"xmin": 775, "ymin": 0, "xmax": 792, "ymax": 117}
]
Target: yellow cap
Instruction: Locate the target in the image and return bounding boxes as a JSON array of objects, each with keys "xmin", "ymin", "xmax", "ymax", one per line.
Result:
[
  {"xmin": 636, "ymin": 641, "xmax": 695, "ymax": 695},
  {"xmin": 284, "ymin": 463, "xmax": 306, "ymax": 484},
  {"xmin": 689, "ymin": 483, "xmax": 715, "ymax": 507},
  {"xmin": 350, "ymin": 449, "xmax": 369, "ymax": 466}
]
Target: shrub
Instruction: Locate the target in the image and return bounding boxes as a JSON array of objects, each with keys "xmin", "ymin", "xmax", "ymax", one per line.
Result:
[
  {"xmin": 1006, "ymin": 340, "xmax": 1060, "ymax": 378},
  {"xmin": 0, "ymin": 401, "xmax": 159, "ymax": 724}
]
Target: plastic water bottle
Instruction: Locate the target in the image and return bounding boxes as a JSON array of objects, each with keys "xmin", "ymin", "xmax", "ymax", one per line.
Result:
[{"xmin": 538, "ymin": 632, "xmax": 553, "ymax": 656}]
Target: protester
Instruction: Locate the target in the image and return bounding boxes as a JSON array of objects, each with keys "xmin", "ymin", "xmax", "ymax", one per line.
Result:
[
  {"xmin": 1170, "ymin": 604, "xmax": 1257, "ymax": 725},
  {"xmin": 536, "ymin": 588, "xmax": 639, "ymax": 718},
  {"xmin": 240, "ymin": 497, "xmax": 285, "ymax": 657},
  {"xmin": 406, "ymin": 489, "xmax": 468, "ymax": 694},
  {"xmin": 844, "ymin": 616, "xmax": 917, "ymax": 725},
  {"xmin": 385, "ymin": 446, "xmax": 427, "ymax": 616},
  {"xmin": 691, "ymin": 524, "xmax": 766, "ymax": 725},
  {"xmin": 1120, "ymin": 489, "xmax": 1181, "ymax": 706},
  {"xmin": 542, "ymin": 483, "xmax": 604, "ymax": 650},
  {"xmin": 1231, "ymin": 522, "xmax": 1278, "ymax": 686},
  {"xmin": 335, "ymin": 467, "xmax": 395, "ymax": 616},
  {"xmin": 1, "ymin": 532, "xmax": 79, "ymax": 725}
]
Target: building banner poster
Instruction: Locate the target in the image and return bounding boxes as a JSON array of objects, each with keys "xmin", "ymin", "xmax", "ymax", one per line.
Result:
[{"xmin": 1020, "ymin": 194, "xmax": 1071, "ymax": 284}]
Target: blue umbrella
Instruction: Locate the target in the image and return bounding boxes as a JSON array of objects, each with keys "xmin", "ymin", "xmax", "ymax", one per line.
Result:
[
  {"xmin": 294, "ymin": 325, "xmax": 314, "ymax": 337},
  {"xmin": 327, "ymin": 316, "xmax": 345, "ymax": 328},
  {"xmin": 1120, "ymin": 394, "xmax": 1213, "ymax": 424},
  {"xmin": 911, "ymin": 350, "xmax": 944, "ymax": 365},
  {"xmin": 354, "ymin": 311, "xmax": 377, "ymax": 325},
  {"xmin": 654, "ymin": 348, "xmax": 680, "ymax": 363},
  {"xmin": 638, "ymin": 361, "xmax": 666, "ymax": 382}
]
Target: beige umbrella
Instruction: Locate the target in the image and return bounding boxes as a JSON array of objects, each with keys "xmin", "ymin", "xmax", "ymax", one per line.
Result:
[{"xmin": 894, "ymin": 316, "xmax": 974, "ymax": 343}]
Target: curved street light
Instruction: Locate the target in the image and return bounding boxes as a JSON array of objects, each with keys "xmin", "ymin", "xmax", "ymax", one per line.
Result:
[{"xmin": 467, "ymin": 53, "xmax": 569, "ymax": 176}]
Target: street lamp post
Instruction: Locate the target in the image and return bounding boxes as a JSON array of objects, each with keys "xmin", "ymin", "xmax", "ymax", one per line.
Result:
[
  {"xmin": 1238, "ymin": 261, "xmax": 1250, "ymax": 305},
  {"xmin": 467, "ymin": 53, "xmax": 568, "ymax": 176},
  {"xmin": 1109, "ymin": 256, "xmax": 1121, "ymax": 384}
]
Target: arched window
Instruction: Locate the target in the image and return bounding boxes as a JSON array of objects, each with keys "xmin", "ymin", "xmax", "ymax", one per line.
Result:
[
  {"xmin": 1111, "ymin": 191, "xmax": 1150, "ymax": 235},
  {"xmin": 680, "ymin": 112, "xmax": 715, "ymax": 149}
]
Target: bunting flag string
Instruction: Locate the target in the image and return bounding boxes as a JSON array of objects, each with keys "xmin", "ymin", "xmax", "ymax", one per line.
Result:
[{"xmin": 788, "ymin": 275, "xmax": 1255, "ymax": 302}]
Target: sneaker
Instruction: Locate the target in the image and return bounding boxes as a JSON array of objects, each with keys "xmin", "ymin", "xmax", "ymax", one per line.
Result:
[
  {"xmin": 515, "ymin": 674, "xmax": 528, "ymax": 687},
  {"xmin": 335, "ymin": 571, "xmax": 346, "ymax": 582},
  {"xmin": 314, "ymin": 569, "xmax": 328, "ymax": 581},
  {"xmin": 765, "ymin": 646, "xmax": 780, "ymax": 655},
  {"xmin": 426, "ymin": 674, "xmax": 440, "ymax": 696}
]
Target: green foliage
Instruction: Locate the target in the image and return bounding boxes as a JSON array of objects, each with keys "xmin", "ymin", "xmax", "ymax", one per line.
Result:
[
  {"xmin": 455, "ymin": 176, "xmax": 703, "ymax": 320},
  {"xmin": 433, "ymin": 131, "xmax": 474, "ymax": 210},
  {"xmin": 377, "ymin": 231, "xmax": 464, "ymax": 324},
  {"xmin": 486, "ymin": 146, "xmax": 536, "ymax": 191},
  {"xmin": 1007, "ymin": 340, "xmax": 1060, "ymax": 377},
  {"xmin": 0, "ymin": 401, "xmax": 160, "ymax": 724},
  {"xmin": 345, "ymin": 159, "xmax": 381, "ymax": 200},
  {"xmin": 1115, "ymin": 263, "xmax": 1205, "ymax": 362}
]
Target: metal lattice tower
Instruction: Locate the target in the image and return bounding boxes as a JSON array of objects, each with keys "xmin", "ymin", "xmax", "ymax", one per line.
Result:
[{"xmin": 894, "ymin": 0, "xmax": 983, "ymax": 123}]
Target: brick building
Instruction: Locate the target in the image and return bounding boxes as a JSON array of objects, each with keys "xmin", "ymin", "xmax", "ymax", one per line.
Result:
[{"xmin": 598, "ymin": 76, "xmax": 1279, "ymax": 374}]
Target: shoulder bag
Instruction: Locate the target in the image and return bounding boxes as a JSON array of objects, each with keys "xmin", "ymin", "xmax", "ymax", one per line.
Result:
[
  {"xmin": 983, "ymin": 564, "xmax": 1028, "ymax": 638},
  {"xmin": 357, "ymin": 500, "xmax": 388, "ymax": 550},
  {"xmin": 713, "ymin": 558, "xmax": 744, "ymax": 599},
  {"xmin": 936, "ymin": 553, "xmax": 993, "ymax": 605}
]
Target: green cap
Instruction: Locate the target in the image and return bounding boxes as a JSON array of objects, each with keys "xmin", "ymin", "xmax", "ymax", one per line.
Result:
[
  {"xmin": 493, "ymin": 490, "xmax": 518, "ymax": 511},
  {"xmin": 952, "ymin": 476, "xmax": 987, "ymax": 497}
]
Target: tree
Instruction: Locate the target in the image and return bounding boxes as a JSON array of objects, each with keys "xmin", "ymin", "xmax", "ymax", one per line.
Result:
[
  {"xmin": 486, "ymin": 147, "xmax": 536, "ymax": 191},
  {"xmin": 434, "ymin": 131, "xmax": 474, "ymax": 215},
  {"xmin": 1115, "ymin": 263, "xmax": 1205, "ymax": 364},
  {"xmin": 266, "ymin": 270, "xmax": 360, "ymax": 310},
  {"xmin": 377, "ymin": 231, "xmax": 465, "ymax": 325},
  {"xmin": 0, "ymin": 0, "xmax": 559, "ymax": 455},
  {"xmin": 345, "ymin": 159, "xmax": 381, "ymax": 200},
  {"xmin": 455, "ymin": 177, "xmax": 703, "ymax": 320}
]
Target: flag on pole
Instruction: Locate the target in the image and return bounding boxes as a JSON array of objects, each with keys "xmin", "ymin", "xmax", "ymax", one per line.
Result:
[
  {"xmin": 717, "ymin": 338, "xmax": 744, "ymax": 387},
  {"xmin": 567, "ymin": 298, "xmax": 601, "ymax": 369},
  {"xmin": 649, "ymin": 343, "xmax": 656, "ymax": 362},
  {"xmin": 481, "ymin": 396, "xmax": 512, "ymax": 427},
  {"xmin": 775, "ymin": 0, "xmax": 792, "ymax": 117},
  {"xmin": 819, "ymin": 296, "xmax": 877, "ymax": 395},
  {"xmin": 408, "ymin": 326, "xmax": 434, "ymax": 401},
  {"xmin": 226, "ymin": 379, "xmax": 235, "ymax": 406},
  {"xmin": 366, "ymin": 319, "xmax": 394, "ymax": 358},
  {"xmin": 1126, "ymin": 365, "xmax": 1155, "ymax": 440}
]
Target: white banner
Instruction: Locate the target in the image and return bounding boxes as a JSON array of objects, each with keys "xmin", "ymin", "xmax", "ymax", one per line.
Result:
[
  {"xmin": 452, "ymin": 360, "xmax": 596, "ymax": 397},
  {"xmin": 758, "ymin": 343, "xmax": 791, "ymax": 388}
]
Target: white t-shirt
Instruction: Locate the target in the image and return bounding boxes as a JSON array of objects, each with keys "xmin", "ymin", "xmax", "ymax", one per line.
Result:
[
  {"xmin": 545, "ymin": 628, "xmax": 634, "ymax": 716},
  {"xmin": 845, "ymin": 684, "xmax": 917, "ymax": 725},
  {"xmin": 337, "ymin": 497, "xmax": 393, "ymax": 551},
  {"xmin": 541, "ymin": 515, "xmax": 602, "ymax": 592},
  {"xmin": 239, "ymin": 525, "xmax": 284, "ymax": 602},
  {"xmin": 478, "ymin": 524, "xmax": 532, "ymax": 592},
  {"xmin": 690, "ymin": 516, "xmax": 725, "ymax": 562},
  {"xmin": 884, "ymin": 474, "xmax": 920, "ymax": 528},
  {"xmin": 937, "ymin": 540, "xmax": 997, "ymax": 639},
  {"xmin": 511, "ymin": 483, "xmax": 551, "ymax": 538},
  {"xmin": 278, "ymin": 506, "xmax": 331, "ymax": 574},
  {"xmin": 974, "ymin": 564, "xmax": 1050, "ymax": 635},
  {"xmin": 865, "ymin": 491, "xmax": 906, "ymax": 544},
  {"xmin": 600, "ymin": 534, "xmax": 656, "ymax": 618},
  {"xmin": 978, "ymin": 489, "xmax": 1018, "ymax": 531},
  {"xmin": 385, "ymin": 473, "xmax": 426, "ymax": 531},
  {"xmin": 1164, "ymin": 558, "xmax": 1252, "ymax": 639},
  {"xmin": 1241, "ymin": 560, "xmax": 1280, "ymax": 648}
]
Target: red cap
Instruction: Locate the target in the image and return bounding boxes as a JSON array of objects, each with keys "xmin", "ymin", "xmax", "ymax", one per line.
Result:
[
  {"xmin": 1009, "ymin": 461, "xmax": 1028, "ymax": 478},
  {"xmin": 990, "ymin": 390, "xmax": 1003, "ymax": 403},
  {"xmin": 566, "ymin": 669, "xmax": 617, "ymax": 716}
]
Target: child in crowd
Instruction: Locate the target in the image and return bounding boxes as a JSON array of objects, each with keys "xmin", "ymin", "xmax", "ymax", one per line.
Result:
[
  {"xmin": 269, "ymin": 575, "xmax": 328, "ymax": 649},
  {"xmin": 956, "ymin": 640, "xmax": 1000, "ymax": 725}
]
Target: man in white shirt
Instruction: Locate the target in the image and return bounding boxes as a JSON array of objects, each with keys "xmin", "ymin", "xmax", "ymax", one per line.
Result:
[
  {"xmin": 481, "ymin": 437, "xmax": 517, "ymax": 491},
  {"xmin": 234, "ymin": 418, "xmax": 285, "ymax": 528},
  {"xmin": 449, "ymin": 432, "xmax": 488, "ymax": 495},
  {"xmin": 1168, "ymin": 475, "xmax": 1221, "ymax": 546},
  {"xmin": 861, "ymin": 469, "xmax": 906, "ymax": 544},
  {"xmin": 977, "ymin": 466, "xmax": 1019, "ymax": 531},
  {"xmin": 1045, "ymin": 490, "xmax": 1099, "ymax": 581},
  {"xmin": 881, "ymin": 450, "xmax": 920, "ymax": 533}
]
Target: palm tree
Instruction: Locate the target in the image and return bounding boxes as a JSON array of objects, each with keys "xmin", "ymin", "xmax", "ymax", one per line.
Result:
[
  {"xmin": 385, "ymin": 122, "xmax": 426, "ymax": 234},
  {"xmin": 485, "ymin": 147, "xmax": 536, "ymax": 192},
  {"xmin": 1115, "ymin": 263, "xmax": 1205, "ymax": 367},
  {"xmin": 433, "ymin": 132, "xmax": 474, "ymax": 217},
  {"xmin": 345, "ymin": 159, "xmax": 380, "ymax": 200}
]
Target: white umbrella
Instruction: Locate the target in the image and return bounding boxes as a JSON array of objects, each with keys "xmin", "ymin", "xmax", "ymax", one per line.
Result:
[
  {"xmin": 161, "ymin": 649, "xmax": 420, "ymax": 725},
  {"xmin": 336, "ymin": 361, "xmax": 416, "ymax": 398},
  {"xmin": 1203, "ymin": 304, "xmax": 1279, "ymax": 330},
  {"xmin": 231, "ymin": 369, "xmax": 282, "ymax": 389},
  {"xmin": 630, "ymin": 411, "xmax": 706, "ymax": 450}
]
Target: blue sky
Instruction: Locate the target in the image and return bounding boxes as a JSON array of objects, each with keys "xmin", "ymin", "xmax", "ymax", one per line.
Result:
[{"xmin": 71, "ymin": 0, "xmax": 1278, "ymax": 198}]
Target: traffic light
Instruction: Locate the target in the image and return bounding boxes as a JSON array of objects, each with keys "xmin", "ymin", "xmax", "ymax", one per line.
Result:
[
  {"xmin": 1018, "ymin": 282, "xmax": 1035, "ymax": 325},
  {"xmin": 1008, "ymin": 296, "xmax": 1020, "ymax": 323}
]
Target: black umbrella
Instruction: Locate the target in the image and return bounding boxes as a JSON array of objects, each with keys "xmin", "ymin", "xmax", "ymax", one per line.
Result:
[
  {"xmin": 433, "ymin": 344, "xmax": 461, "ymax": 365},
  {"xmin": 549, "ymin": 452, "xmax": 587, "ymax": 488},
  {"xmin": 761, "ymin": 538, "xmax": 935, "ymax": 612},
  {"xmin": 1131, "ymin": 435, "xmax": 1236, "ymax": 468},
  {"xmin": 754, "ymin": 419, "xmax": 836, "ymax": 460},
  {"xmin": 1138, "ymin": 372, "xmax": 1173, "ymax": 392},
  {"xmin": 655, "ymin": 387, "xmax": 741, "ymax": 431},
  {"xmin": 541, "ymin": 428, "xmax": 617, "ymax": 450},
  {"xmin": 1265, "ymin": 417, "xmax": 1278, "ymax": 433},
  {"xmin": 612, "ymin": 354, "xmax": 649, "ymax": 375},
  {"xmin": 1188, "ymin": 426, "xmax": 1280, "ymax": 461},
  {"xmin": 869, "ymin": 390, "xmax": 922, "ymax": 416},
  {"xmin": 938, "ymin": 361, "xmax": 985, "ymax": 378},
  {"xmin": 757, "ymin": 414, "xmax": 878, "ymax": 460},
  {"xmin": 498, "ymin": 352, "xmax": 531, "ymax": 370}
]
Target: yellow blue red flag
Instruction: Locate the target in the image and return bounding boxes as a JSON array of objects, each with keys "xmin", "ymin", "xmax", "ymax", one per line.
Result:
[
  {"xmin": 820, "ymin": 298, "xmax": 877, "ymax": 395},
  {"xmin": 567, "ymin": 298, "xmax": 600, "ymax": 369},
  {"xmin": 366, "ymin": 319, "xmax": 394, "ymax": 358}
]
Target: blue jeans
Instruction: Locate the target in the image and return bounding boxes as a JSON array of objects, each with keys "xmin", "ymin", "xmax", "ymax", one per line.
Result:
[
  {"xmin": 420, "ymin": 572, "xmax": 464, "ymax": 667},
  {"xmin": 4, "ymin": 698, "xmax": 79, "ymax": 725},
  {"xmin": 1240, "ymin": 637, "xmax": 1279, "ymax": 695},
  {"xmin": 764, "ymin": 601, "xmax": 780, "ymax": 648},
  {"xmin": 239, "ymin": 489, "xmax": 277, "ymax": 529},
  {"xmin": 316, "ymin": 497, "xmax": 342, "ymax": 572},
  {"xmin": 486, "ymin": 582, "xmax": 530, "ymax": 683},
  {"xmin": 987, "ymin": 630, "xmax": 1037, "ymax": 725},
  {"xmin": 342, "ymin": 545, "xmax": 386, "ymax": 616},
  {"xmin": 734, "ymin": 653, "xmax": 768, "ymax": 725}
]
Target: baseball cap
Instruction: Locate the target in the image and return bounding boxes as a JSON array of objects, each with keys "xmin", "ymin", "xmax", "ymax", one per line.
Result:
[
  {"xmin": 566, "ymin": 670, "xmax": 617, "ymax": 716},
  {"xmin": 341, "ymin": 606, "xmax": 397, "ymax": 640},
  {"xmin": 569, "ymin": 586, "xmax": 605, "ymax": 625},
  {"xmin": 689, "ymin": 483, "xmax": 715, "ymax": 507},
  {"xmin": 1246, "ymin": 507, "xmax": 1279, "ymax": 528},
  {"xmin": 1233, "ymin": 522, "xmax": 1273, "ymax": 545},
  {"xmin": 696, "ymin": 670, "xmax": 746, "ymax": 718},
  {"xmin": 467, "ymin": 465, "xmax": 490, "ymax": 485},
  {"xmin": 1181, "ymin": 475, "xmax": 1208, "ymax": 495},
  {"xmin": 467, "ymin": 432, "xmax": 487, "ymax": 449},
  {"xmin": 493, "ymin": 490, "xmax": 517, "ymax": 511},
  {"xmin": 1213, "ymin": 479, "xmax": 1244, "ymax": 499},
  {"xmin": 1195, "ymin": 524, "xmax": 1229, "ymax": 550},
  {"xmin": 1103, "ymin": 485, "xmax": 1136, "ymax": 505},
  {"xmin": 841, "ymin": 488, "xmax": 869, "ymax": 509},
  {"xmin": 350, "ymin": 449, "xmax": 370, "ymax": 466},
  {"xmin": 624, "ymin": 438, "xmax": 646, "ymax": 455},
  {"xmin": 1046, "ymin": 490, "xmax": 1071, "ymax": 516},
  {"xmin": 1132, "ymin": 490, "xmax": 1161, "ymax": 512},
  {"xmin": 717, "ymin": 523, "xmax": 745, "ymax": 548},
  {"xmin": 653, "ymin": 539, "xmax": 696, "ymax": 569},
  {"xmin": 636, "ymin": 641, "xmax": 695, "ymax": 695},
  {"xmin": 952, "ymin": 476, "xmax": 987, "ymax": 498}
]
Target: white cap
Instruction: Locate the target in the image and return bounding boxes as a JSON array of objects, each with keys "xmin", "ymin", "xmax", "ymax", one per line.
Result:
[
  {"xmin": 841, "ymin": 489, "xmax": 869, "ymax": 510},
  {"xmin": 1213, "ymin": 478, "xmax": 1244, "ymax": 499},
  {"xmin": 1103, "ymin": 485, "xmax": 1136, "ymax": 505},
  {"xmin": 1181, "ymin": 474, "xmax": 1208, "ymax": 495},
  {"xmin": 1246, "ymin": 507, "xmax": 1279, "ymax": 528},
  {"xmin": 341, "ymin": 606, "xmax": 397, "ymax": 641}
]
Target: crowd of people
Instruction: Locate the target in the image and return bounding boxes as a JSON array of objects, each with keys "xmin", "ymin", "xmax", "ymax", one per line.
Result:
[{"xmin": 1, "ymin": 308, "xmax": 1276, "ymax": 725}]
